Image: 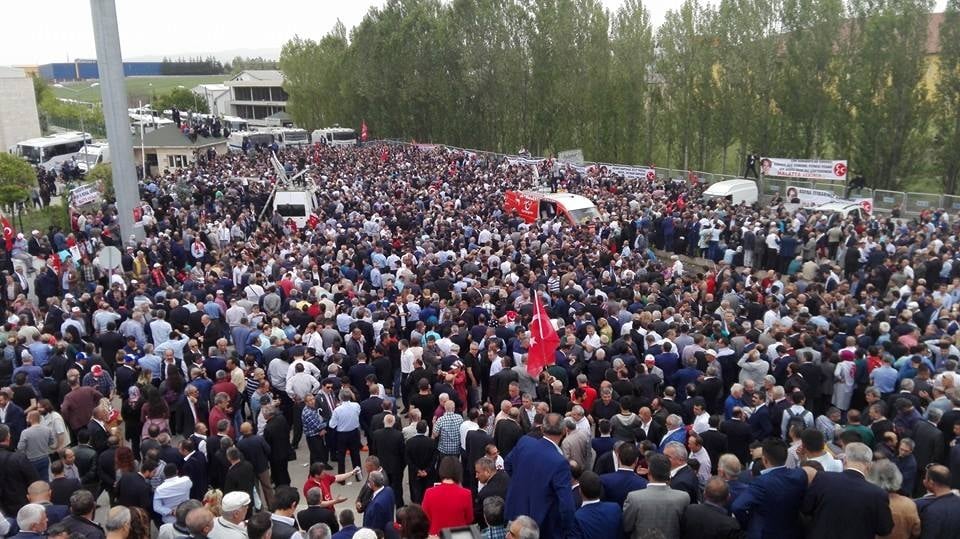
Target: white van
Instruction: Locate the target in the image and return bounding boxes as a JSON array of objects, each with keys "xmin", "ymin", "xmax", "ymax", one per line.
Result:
[
  {"xmin": 272, "ymin": 190, "xmax": 315, "ymax": 228},
  {"xmin": 702, "ymin": 179, "xmax": 759, "ymax": 205},
  {"xmin": 76, "ymin": 142, "xmax": 110, "ymax": 173},
  {"xmin": 811, "ymin": 201, "xmax": 871, "ymax": 224}
]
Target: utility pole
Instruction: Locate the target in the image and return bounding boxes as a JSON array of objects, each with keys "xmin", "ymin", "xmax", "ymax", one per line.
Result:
[{"xmin": 90, "ymin": 0, "xmax": 142, "ymax": 242}]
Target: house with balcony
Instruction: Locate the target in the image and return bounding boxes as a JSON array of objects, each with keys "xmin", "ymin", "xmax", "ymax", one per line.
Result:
[{"xmin": 225, "ymin": 70, "xmax": 287, "ymax": 127}]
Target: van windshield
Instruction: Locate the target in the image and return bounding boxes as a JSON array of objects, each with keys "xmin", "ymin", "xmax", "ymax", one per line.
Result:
[
  {"xmin": 275, "ymin": 204, "xmax": 306, "ymax": 217},
  {"xmin": 567, "ymin": 207, "xmax": 601, "ymax": 225}
]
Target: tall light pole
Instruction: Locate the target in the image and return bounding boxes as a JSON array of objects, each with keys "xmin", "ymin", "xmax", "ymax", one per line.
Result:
[{"xmin": 90, "ymin": 0, "xmax": 142, "ymax": 242}]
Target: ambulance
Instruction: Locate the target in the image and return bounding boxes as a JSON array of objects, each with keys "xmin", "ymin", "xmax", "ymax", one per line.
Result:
[{"xmin": 504, "ymin": 191, "xmax": 601, "ymax": 227}]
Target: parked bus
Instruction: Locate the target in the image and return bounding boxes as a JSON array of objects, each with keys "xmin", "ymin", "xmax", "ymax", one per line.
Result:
[
  {"xmin": 227, "ymin": 131, "xmax": 276, "ymax": 152},
  {"xmin": 271, "ymin": 127, "xmax": 311, "ymax": 148},
  {"xmin": 10, "ymin": 131, "xmax": 92, "ymax": 167},
  {"xmin": 311, "ymin": 127, "xmax": 357, "ymax": 146}
]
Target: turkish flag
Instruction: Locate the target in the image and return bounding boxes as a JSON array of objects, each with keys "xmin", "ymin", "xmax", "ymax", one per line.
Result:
[
  {"xmin": 360, "ymin": 120, "xmax": 369, "ymax": 142},
  {"xmin": 1, "ymin": 216, "xmax": 14, "ymax": 252},
  {"xmin": 306, "ymin": 214, "xmax": 320, "ymax": 229},
  {"xmin": 527, "ymin": 292, "xmax": 559, "ymax": 376}
]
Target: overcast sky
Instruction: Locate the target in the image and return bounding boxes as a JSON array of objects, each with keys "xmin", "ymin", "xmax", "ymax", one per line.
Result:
[{"xmin": 0, "ymin": 0, "xmax": 948, "ymax": 66}]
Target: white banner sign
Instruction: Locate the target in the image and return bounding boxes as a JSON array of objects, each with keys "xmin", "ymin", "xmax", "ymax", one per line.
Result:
[
  {"xmin": 761, "ymin": 157, "xmax": 848, "ymax": 181},
  {"xmin": 576, "ymin": 164, "xmax": 657, "ymax": 180},
  {"xmin": 785, "ymin": 185, "xmax": 839, "ymax": 207},
  {"xmin": 69, "ymin": 183, "xmax": 101, "ymax": 207},
  {"xmin": 558, "ymin": 149, "xmax": 584, "ymax": 165}
]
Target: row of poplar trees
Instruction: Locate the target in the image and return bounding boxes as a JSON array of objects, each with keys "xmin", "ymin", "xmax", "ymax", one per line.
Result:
[{"xmin": 279, "ymin": 0, "xmax": 960, "ymax": 193}]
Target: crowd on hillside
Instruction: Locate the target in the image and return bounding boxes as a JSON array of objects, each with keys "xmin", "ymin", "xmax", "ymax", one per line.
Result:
[{"xmin": 0, "ymin": 141, "xmax": 959, "ymax": 539}]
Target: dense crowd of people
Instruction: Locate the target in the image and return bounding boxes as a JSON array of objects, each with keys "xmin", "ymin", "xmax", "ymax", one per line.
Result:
[{"xmin": 0, "ymin": 141, "xmax": 959, "ymax": 539}]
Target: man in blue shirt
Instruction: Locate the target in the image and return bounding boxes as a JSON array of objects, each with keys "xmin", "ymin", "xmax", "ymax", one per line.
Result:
[{"xmin": 869, "ymin": 356, "xmax": 899, "ymax": 396}]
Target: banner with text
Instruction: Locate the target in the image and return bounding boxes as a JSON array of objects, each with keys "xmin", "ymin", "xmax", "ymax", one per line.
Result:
[
  {"xmin": 761, "ymin": 157, "xmax": 848, "ymax": 181},
  {"xmin": 69, "ymin": 183, "xmax": 101, "ymax": 207}
]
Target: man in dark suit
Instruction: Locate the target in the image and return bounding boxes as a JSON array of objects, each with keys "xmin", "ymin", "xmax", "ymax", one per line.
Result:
[
  {"xmin": 223, "ymin": 446, "xmax": 257, "ymax": 499},
  {"xmin": 504, "ymin": 413, "xmax": 576, "ymax": 539},
  {"xmin": 85, "ymin": 407, "xmax": 109, "ymax": 453},
  {"xmin": 681, "ymin": 477, "xmax": 740, "ymax": 539},
  {"xmin": 600, "ymin": 443, "xmax": 648, "ymax": 506},
  {"xmin": 98, "ymin": 437, "xmax": 119, "ymax": 503},
  {"xmin": 489, "ymin": 359, "xmax": 519, "ymax": 404},
  {"xmin": 474, "ymin": 457, "xmax": 509, "ymax": 526},
  {"xmin": 114, "ymin": 460, "xmax": 157, "ymax": 517},
  {"xmin": 72, "ymin": 431, "xmax": 100, "ymax": 496},
  {"xmin": 574, "ymin": 471, "xmax": 623, "ymax": 539},
  {"xmin": 331, "ymin": 510, "xmax": 359, "ymax": 539},
  {"xmin": 237, "ymin": 422, "xmax": 273, "ymax": 510},
  {"xmin": 732, "ymin": 438, "xmax": 808, "ymax": 539},
  {"xmin": 179, "ymin": 439, "xmax": 209, "ymax": 501},
  {"xmin": 664, "ymin": 441, "xmax": 700, "ymax": 504},
  {"xmin": 405, "ymin": 422, "xmax": 436, "ymax": 504},
  {"xmin": 464, "ymin": 418, "xmax": 495, "ymax": 489},
  {"xmin": 719, "ymin": 409, "xmax": 753, "ymax": 465},
  {"xmin": 262, "ymin": 405, "xmax": 292, "ymax": 487},
  {"xmin": 0, "ymin": 424, "xmax": 40, "ymax": 516},
  {"xmin": 370, "ymin": 415, "xmax": 405, "ymax": 509},
  {"xmin": 911, "ymin": 413, "xmax": 944, "ymax": 496},
  {"xmin": 800, "ymin": 442, "xmax": 893, "ymax": 538},
  {"xmin": 700, "ymin": 416, "xmax": 729, "ymax": 475},
  {"xmin": 747, "ymin": 395, "xmax": 772, "ymax": 441},
  {"xmin": 362, "ymin": 471, "xmax": 397, "ymax": 539},
  {"xmin": 175, "ymin": 385, "xmax": 209, "ymax": 437},
  {"xmin": 298, "ymin": 486, "xmax": 340, "ymax": 533}
]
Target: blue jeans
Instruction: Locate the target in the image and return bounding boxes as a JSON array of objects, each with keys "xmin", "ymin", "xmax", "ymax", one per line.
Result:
[{"xmin": 31, "ymin": 457, "xmax": 49, "ymax": 481}]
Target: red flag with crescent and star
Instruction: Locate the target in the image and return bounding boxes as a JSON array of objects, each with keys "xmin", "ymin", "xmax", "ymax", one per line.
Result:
[
  {"xmin": 527, "ymin": 292, "xmax": 560, "ymax": 376},
  {"xmin": 1, "ymin": 215, "xmax": 14, "ymax": 252}
]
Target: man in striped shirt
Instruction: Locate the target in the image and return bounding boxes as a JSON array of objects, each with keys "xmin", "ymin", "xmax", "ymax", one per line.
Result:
[{"xmin": 302, "ymin": 394, "xmax": 329, "ymax": 466}]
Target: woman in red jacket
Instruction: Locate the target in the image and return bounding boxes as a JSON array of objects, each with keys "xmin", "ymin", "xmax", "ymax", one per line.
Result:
[{"xmin": 420, "ymin": 456, "xmax": 474, "ymax": 535}]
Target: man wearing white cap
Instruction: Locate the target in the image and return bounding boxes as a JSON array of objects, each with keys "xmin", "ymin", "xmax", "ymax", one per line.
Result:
[{"xmin": 209, "ymin": 491, "xmax": 250, "ymax": 539}]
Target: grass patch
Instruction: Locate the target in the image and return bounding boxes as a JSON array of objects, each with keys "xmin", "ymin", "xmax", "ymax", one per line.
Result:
[
  {"xmin": 52, "ymin": 75, "xmax": 227, "ymax": 105},
  {"xmin": 15, "ymin": 200, "xmax": 71, "ymax": 234}
]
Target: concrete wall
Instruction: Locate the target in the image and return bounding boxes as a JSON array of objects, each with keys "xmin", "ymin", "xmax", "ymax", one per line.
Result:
[{"xmin": 0, "ymin": 67, "xmax": 42, "ymax": 152}]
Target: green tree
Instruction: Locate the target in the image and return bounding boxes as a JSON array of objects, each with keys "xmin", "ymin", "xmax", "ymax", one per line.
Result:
[
  {"xmin": 937, "ymin": 0, "xmax": 960, "ymax": 193},
  {"xmin": 0, "ymin": 153, "xmax": 37, "ymax": 206},
  {"xmin": 154, "ymin": 87, "xmax": 208, "ymax": 113},
  {"xmin": 86, "ymin": 163, "xmax": 114, "ymax": 202},
  {"xmin": 834, "ymin": 0, "xmax": 934, "ymax": 190},
  {"xmin": 32, "ymin": 75, "xmax": 53, "ymax": 132},
  {"xmin": 280, "ymin": 25, "xmax": 352, "ymax": 131},
  {"xmin": 608, "ymin": 0, "xmax": 656, "ymax": 163}
]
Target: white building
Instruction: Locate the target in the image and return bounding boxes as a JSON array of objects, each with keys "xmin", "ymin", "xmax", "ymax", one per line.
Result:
[
  {"xmin": 192, "ymin": 83, "xmax": 231, "ymax": 117},
  {"xmin": 225, "ymin": 70, "xmax": 287, "ymax": 127},
  {"xmin": 0, "ymin": 66, "xmax": 41, "ymax": 152}
]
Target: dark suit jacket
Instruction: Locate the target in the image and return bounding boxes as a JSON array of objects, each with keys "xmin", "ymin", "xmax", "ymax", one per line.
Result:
[
  {"xmin": 73, "ymin": 444, "xmax": 99, "ymax": 489},
  {"xmin": 731, "ymin": 466, "xmax": 808, "ymax": 539},
  {"xmin": 50, "ymin": 477, "xmax": 81, "ymax": 506},
  {"xmin": 574, "ymin": 500, "xmax": 624, "ymax": 539},
  {"xmin": 405, "ymin": 434, "xmax": 437, "ymax": 481},
  {"xmin": 237, "ymin": 434, "xmax": 271, "ymax": 475},
  {"xmin": 800, "ymin": 470, "xmax": 893, "ymax": 539},
  {"xmin": 912, "ymin": 421, "xmax": 944, "ymax": 494},
  {"xmin": 175, "ymin": 397, "xmax": 209, "ymax": 437},
  {"xmin": 671, "ymin": 465, "xmax": 701, "ymax": 504},
  {"xmin": 600, "ymin": 469, "xmax": 649, "ymax": 506},
  {"xmin": 86, "ymin": 419, "xmax": 109, "ymax": 452},
  {"xmin": 719, "ymin": 419, "xmax": 753, "ymax": 465},
  {"xmin": 60, "ymin": 515, "xmax": 106, "ymax": 539},
  {"xmin": 494, "ymin": 419, "xmax": 524, "ymax": 457},
  {"xmin": 475, "ymin": 470, "xmax": 509, "ymax": 524},
  {"xmin": 681, "ymin": 502, "xmax": 741, "ymax": 539},
  {"xmin": 505, "ymin": 435, "xmax": 576, "ymax": 539},
  {"xmin": 223, "ymin": 459, "xmax": 257, "ymax": 497},
  {"xmin": 370, "ymin": 428, "xmax": 406, "ymax": 479},
  {"xmin": 0, "ymin": 446, "xmax": 39, "ymax": 514},
  {"xmin": 263, "ymin": 415, "xmax": 292, "ymax": 482},
  {"xmin": 98, "ymin": 448, "xmax": 117, "ymax": 491},
  {"xmin": 363, "ymin": 487, "xmax": 397, "ymax": 539},
  {"xmin": 115, "ymin": 472, "xmax": 153, "ymax": 513},
  {"xmin": 297, "ymin": 505, "xmax": 340, "ymax": 534},
  {"xmin": 0, "ymin": 402, "xmax": 26, "ymax": 446},
  {"xmin": 700, "ymin": 429, "xmax": 729, "ymax": 474},
  {"xmin": 489, "ymin": 369, "xmax": 519, "ymax": 404},
  {"xmin": 182, "ymin": 451, "xmax": 210, "ymax": 500}
]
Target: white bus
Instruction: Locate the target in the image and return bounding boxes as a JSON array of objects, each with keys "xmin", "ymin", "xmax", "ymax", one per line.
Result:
[
  {"xmin": 222, "ymin": 116, "xmax": 249, "ymax": 132},
  {"xmin": 228, "ymin": 131, "xmax": 276, "ymax": 152},
  {"xmin": 11, "ymin": 131, "xmax": 93, "ymax": 167},
  {"xmin": 271, "ymin": 127, "xmax": 310, "ymax": 148},
  {"xmin": 311, "ymin": 127, "xmax": 357, "ymax": 146}
]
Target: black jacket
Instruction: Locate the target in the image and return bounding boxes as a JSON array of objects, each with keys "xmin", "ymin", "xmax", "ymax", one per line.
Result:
[
  {"xmin": 800, "ymin": 470, "xmax": 893, "ymax": 538},
  {"xmin": 370, "ymin": 427, "xmax": 406, "ymax": 478},
  {"xmin": 405, "ymin": 434, "xmax": 437, "ymax": 480},
  {"xmin": 237, "ymin": 434, "xmax": 271, "ymax": 475},
  {"xmin": 297, "ymin": 506, "xmax": 340, "ymax": 534},
  {"xmin": 680, "ymin": 502, "xmax": 741, "ymax": 539},
  {"xmin": 263, "ymin": 416, "xmax": 292, "ymax": 485},
  {"xmin": 183, "ymin": 451, "xmax": 210, "ymax": 500},
  {"xmin": 671, "ymin": 464, "xmax": 701, "ymax": 504},
  {"xmin": 115, "ymin": 472, "xmax": 153, "ymax": 514},
  {"xmin": 0, "ymin": 446, "xmax": 40, "ymax": 514},
  {"xmin": 60, "ymin": 515, "xmax": 106, "ymax": 539},
  {"xmin": 223, "ymin": 459, "xmax": 257, "ymax": 498}
]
